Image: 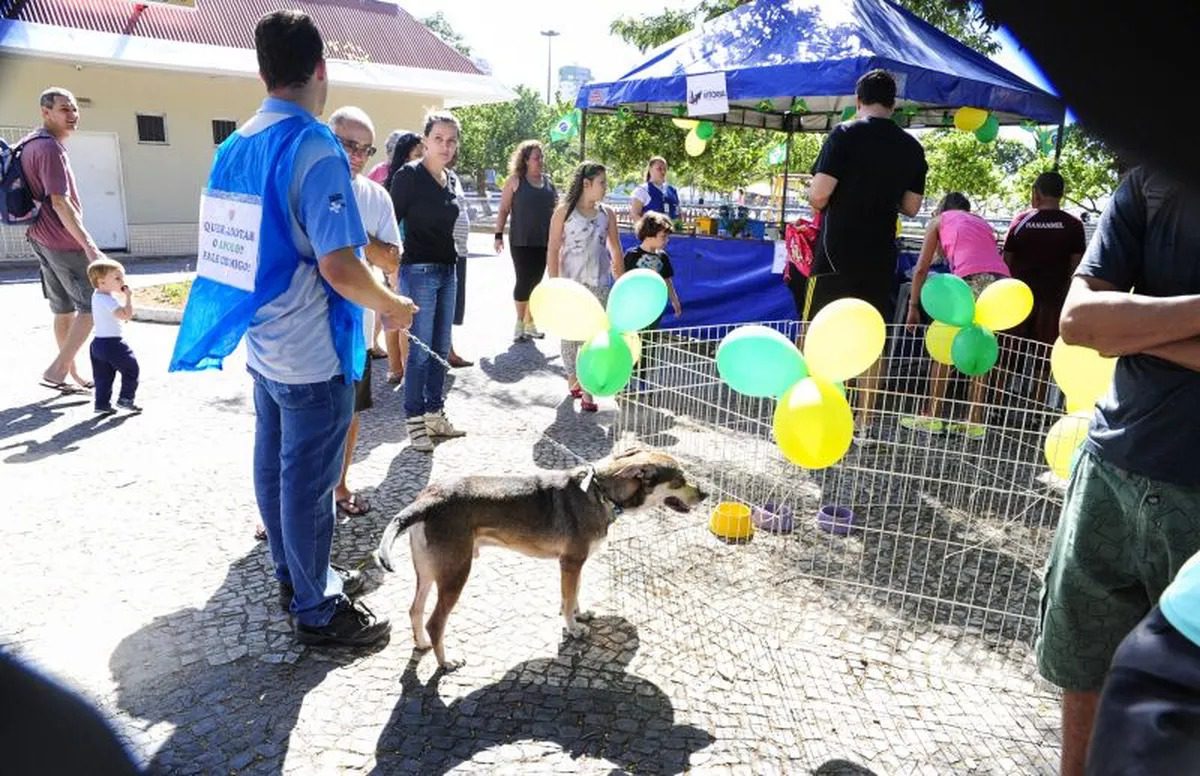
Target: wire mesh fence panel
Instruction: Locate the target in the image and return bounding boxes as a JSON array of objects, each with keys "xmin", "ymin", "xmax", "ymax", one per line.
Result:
[{"xmin": 608, "ymin": 320, "xmax": 1066, "ymax": 771}]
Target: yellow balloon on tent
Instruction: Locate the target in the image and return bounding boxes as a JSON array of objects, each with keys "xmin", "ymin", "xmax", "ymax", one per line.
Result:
[
  {"xmin": 975, "ymin": 278, "xmax": 1034, "ymax": 331},
  {"xmin": 804, "ymin": 298, "xmax": 886, "ymax": 383},
  {"xmin": 1044, "ymin": 411, "xmax": 1092, "ymax": 480},
  {"xmin": 684, "ymin": 130, "xmax": 707, "ymax": 157},
  {"xmin": 529, "ymin": 278, "xmax": 608, "ymax": 341},
  {"xmin": 925, "ymin": 321, "xmax": 959, "ymax": 366},
  {"xmin": 622, "ymin": 332, "xmax": 642, "ymax": 365},
  {"xmin": 672, "ymin": 118, "xmax": 699, "ymax": 130},
  {"xmin": 773, "ymin": 377, "xmax": 854, "ymax": 470},
  {"xmin": 1050, "ymin": 337, "xmax": 1117, "ymax": 409},
  {"xmin": 953, "ymin": 107, "xmax": 989, "ymax": 132}
]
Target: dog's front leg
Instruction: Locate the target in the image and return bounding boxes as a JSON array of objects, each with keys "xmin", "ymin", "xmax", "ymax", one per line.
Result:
[{"xmin": 560, "ymin": 555, "xmax": 589, "ymax": 638}]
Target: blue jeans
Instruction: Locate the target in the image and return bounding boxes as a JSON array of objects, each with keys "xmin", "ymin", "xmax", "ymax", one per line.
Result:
[
  {"xmin": 401, "ymin": 262, "xmax": 456, "ymax": 418},
  {"xmin": 250, "ymin": 368, "xmax": 354, "ymax": 627}
]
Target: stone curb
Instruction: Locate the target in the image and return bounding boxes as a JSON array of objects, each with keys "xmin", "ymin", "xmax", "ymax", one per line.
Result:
[{"xmin": 133, "ymin": 305, "xmax": 182, "ymax": 325}]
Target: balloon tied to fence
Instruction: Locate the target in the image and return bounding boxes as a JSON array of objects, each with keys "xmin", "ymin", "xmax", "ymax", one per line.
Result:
[
  {"xmin": 528, "ymin": 270, "xmax": 670, "ymax": 397},
  {"xmin": 715, "ymin": 299, "xmax": 886, "ymax": 470},
  {"xmin": 919, "ymin": 275, "xmax": 1033, "ymax": 376},
  {"xmin": 1040, "ymin": 338, "xmax": 1117, "ymax": 478}
]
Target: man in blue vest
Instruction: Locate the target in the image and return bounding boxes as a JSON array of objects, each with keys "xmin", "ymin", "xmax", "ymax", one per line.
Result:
[{"xmin": 171, "ymin": 10, "xmax": 416, "ymax": 647}]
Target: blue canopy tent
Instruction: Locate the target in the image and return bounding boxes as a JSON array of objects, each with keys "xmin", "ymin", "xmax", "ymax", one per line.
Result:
[{"xmin": 576, "ymin": 0, "xmax": 1066, "ymax": 180}]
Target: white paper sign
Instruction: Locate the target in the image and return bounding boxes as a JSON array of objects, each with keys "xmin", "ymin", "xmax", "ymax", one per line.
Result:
[
  {"xmin": 772, "ymin": 240, "xmax": 788, "ymax": 274},
  {"xmin": 197, "ymin": 189, "xmax": 262, "ymax": 292},
  {"xmin": 686, "ymin": 72, "xmax": 729, "ymax": 117}
]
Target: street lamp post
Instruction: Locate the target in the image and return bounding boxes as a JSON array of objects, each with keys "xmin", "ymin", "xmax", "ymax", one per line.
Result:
[{"xmin": 540, "ymin": 29, "xmax": 560, "ymax": 104}]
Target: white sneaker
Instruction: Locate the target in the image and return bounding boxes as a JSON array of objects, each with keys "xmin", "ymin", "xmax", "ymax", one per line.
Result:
[
  {"xmin": 425, "ymin": 411, "xmax": 466, "ymax": 438},
  {"xmin": 406, "ymin": 417, "xmax": 434, "ymax": 452},
  {"xmin": 524, "ymin": 322, "xmax": 546, "ymax": 339}
]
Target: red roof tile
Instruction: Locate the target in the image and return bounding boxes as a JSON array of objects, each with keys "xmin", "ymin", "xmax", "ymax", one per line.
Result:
[{"xmin": 3, "ymin": 0, "xmax": 482, "ymax": 74}]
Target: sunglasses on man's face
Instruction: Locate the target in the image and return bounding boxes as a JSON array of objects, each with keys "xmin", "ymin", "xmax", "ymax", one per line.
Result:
[{"xmin": 338, "ymin": 137, "xmax": 377, "ymax": 158}]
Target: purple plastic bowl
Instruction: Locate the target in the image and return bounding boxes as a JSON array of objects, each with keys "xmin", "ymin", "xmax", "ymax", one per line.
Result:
[
  {"xmin": 817, "ymin": 505, "xmax": 856, "ymax": 535},
  {"xmin": 752, "ymin": 503, "xmax": 795, "ymax": 534}
]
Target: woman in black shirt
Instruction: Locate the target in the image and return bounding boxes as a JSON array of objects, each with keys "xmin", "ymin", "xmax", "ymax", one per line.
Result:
[{"xmin": 390, "ymin": 112, "xmax": 467, "ymax": 452}]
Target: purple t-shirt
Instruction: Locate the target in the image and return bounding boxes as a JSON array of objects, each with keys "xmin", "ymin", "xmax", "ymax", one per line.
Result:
[{"xmin": 20, "ymin": 129, "xmax": 83, "ymax": 252}]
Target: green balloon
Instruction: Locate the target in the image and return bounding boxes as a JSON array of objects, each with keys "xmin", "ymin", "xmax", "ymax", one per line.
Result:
[
  {"xmin": 716, "ymin": 325, "xmax": 808, "ymax": 398},
  {"xmin": 974, "ymin": 114, "xmax": 1000, "ymax": 143},
  {"xmin": 577, "ymin": 330, "xmax": 634, "ymax": 397},
  {"xmin": 695, "ymin": 120, "xmax": 715, "ymax": 141},
  {"xmin": 951, "ymin": 324, "xmax": 999, "ymax": 376},
  {"xmin": 607, "ymin": 269, "xmax": 669, "ymax": 333},
  {"xmin": 921, "ymin": 273, "xmax": 976, "ymax": 327}
]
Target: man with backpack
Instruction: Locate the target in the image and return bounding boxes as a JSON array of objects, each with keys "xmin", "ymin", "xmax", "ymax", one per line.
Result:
[{"xmin": 10, "ymin": 88, "xmax": 108, "ymax": 392}]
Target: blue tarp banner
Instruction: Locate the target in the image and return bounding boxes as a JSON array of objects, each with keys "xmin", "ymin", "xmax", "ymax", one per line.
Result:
[{"xmin": 620, "ymin": 233, "xmax": 795, "ymax": 327}]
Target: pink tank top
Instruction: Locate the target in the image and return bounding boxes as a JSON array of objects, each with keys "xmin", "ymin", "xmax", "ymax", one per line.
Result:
[{"xmin": 938, "ymin": 210, "xmax": 1009, "ymax": 278}]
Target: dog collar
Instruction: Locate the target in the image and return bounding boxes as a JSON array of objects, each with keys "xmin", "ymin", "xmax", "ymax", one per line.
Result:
[{"xmin": 580, "ymin": 466, "xmax": 623, "ymax": 518}]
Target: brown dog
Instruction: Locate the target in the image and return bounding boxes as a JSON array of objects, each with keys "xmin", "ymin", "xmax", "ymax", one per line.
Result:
[{"xmin": 376, "ymin": 447, "xmax": 706, "ymax": 669}]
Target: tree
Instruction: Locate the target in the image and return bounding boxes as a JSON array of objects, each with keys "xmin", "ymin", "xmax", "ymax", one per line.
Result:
[
  {"xmin": 921, "ymin": 130, "xmax": 1004, "ymax": 204},
  {"xmin": 453, "ymin": 86, "xmax": 548, "ymax": 190},
  {"xmin": 420, "ymin": 12, "xmax": 471, "ymax": 56},
  {"xmin": 1012, "ymin": 126, "xmax": 1118, "ymax": 214}
]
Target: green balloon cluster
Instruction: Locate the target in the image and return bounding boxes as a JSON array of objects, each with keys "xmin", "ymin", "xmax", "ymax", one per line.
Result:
[
  {"xmin": 577, "ymin": 330, "xmax": 634, "ymax": 397},
  {"xmin": 695, "ymin": 120, "xmax": 715, "ymax": 140},
  {"xmin": 919, "ymin": 273, "xmax": 999, "ymax": 376},
  {"xmin": 975, "ymin": 114, "xmax": 1000, "ymax": 143}
]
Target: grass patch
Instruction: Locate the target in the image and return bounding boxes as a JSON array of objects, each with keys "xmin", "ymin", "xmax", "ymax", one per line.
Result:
[{"xmin": 138, "ymin": 280, "xmax": 192, "ymax": 310}]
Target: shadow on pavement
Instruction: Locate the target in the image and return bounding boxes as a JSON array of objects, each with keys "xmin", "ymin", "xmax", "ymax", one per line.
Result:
[
  {"xmin": 110, "ymin": 548, "xmax": 389, "ymax": 775},
  {"xmin": 0, "ymin": 395, "xmax": 91, "ymax": 441},
  {"xmin": 477, "ymin": 341, "xmax": 563, "ymax": 385},
  {"xmin": 1, "ymin": 411, "xmax": 132, "ymax": 463},
  {"xmin": 814, "ymin": 759, "xmax": 881, "ymax": 775},
  {"xmin": 371, "ymin": 616, "xmax": 714, "ymax": 774},
  {"xmin": 532, "ymin": 396, "xmax": 615, "ymax": 470}
]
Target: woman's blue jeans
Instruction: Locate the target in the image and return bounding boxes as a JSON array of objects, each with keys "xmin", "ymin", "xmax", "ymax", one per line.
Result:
[{"xmin": 400, "ymin": 262, "xmax": 457, "ymax": 418}]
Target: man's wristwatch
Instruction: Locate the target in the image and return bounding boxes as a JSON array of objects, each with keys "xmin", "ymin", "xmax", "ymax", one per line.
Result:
[{"xmin": 494, "ymin": 232, "xmax": 504, "ymax": 240}]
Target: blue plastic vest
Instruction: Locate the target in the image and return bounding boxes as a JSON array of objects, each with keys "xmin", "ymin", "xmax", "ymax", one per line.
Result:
[
  {"xmin": 169, "ymin": 116, "xmax": 363, "ymax": 381},
  {"xmin": 646, "ymin": 182, "xmax": 680, "ymax": 220}
]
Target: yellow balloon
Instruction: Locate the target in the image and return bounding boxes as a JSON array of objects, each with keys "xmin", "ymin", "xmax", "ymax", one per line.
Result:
[
  {"xmin": 672, "ymin": 118, "xmax": 699, "ymax": 130},
  {"xmin": 1051, "ymin": 337, "xmax": 1117, "ymax": 409},
  {"xmin": 1065, "ymin": 397, "xmax": 1093, "ymax": 415},
  {"xmin": 804, "ymin": 298, "xmax": 886, "ymax": 382},
  {"xmin": 974, "ymin": 278, "xmax": 1034, "ymax": 331},
  {"xmin": 622, "ymin": 332, "xmax": 642, "ymax": 365},
  {"xmin": 529, "ymin": 278, "xmax": 608, "ymax": 341},
  {"xmin": 925, "ymin": 321, "xmax": 959, "ymax": 366},
  {"xmin": 774, "ymin": 377, "xmax": 854, "ymax": 469},
  {"xmin": 685, "ymin": 130, "xmax": 707, "ymax": 157},
  {"xmin": 1044, "ymin": 411, "xmax": 1092, "ymax": 480},
  {"xmin": 953, "ymin": 107, "xmax": 989, "ymax": 132}
]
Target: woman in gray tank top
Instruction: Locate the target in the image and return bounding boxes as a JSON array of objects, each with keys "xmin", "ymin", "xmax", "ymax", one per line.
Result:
[{"xmin": 495, "ymin": 140, "xmax": 557, "ymax": 341}]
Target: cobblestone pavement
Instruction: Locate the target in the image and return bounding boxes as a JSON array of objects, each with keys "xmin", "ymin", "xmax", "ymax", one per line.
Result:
[{"xmin": 0, "ymin": 235, "xmax": 1058, "ymax": 775}]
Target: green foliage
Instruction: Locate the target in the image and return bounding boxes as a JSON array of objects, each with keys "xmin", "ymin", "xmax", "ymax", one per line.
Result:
[
  {"xmin": 1011, "ymin": 126, "xmax": 1118, "ymax": 214},
  {"xmin": 922, "ymin": 130, "xmax": 1004, "ymax": 202},
  {"xmin": 420, "ymin": 12, "xmax": 471, "ymax": 56}
]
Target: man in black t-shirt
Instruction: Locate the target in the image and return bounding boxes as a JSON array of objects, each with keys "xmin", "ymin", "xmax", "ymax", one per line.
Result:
[
  {"xmin": 1035, "ymin": 166, "xmax": 1200, "ymax": 776},
  {"xmin": 804, "ymin": 69, "xmax": 927, "ymax": 435}
]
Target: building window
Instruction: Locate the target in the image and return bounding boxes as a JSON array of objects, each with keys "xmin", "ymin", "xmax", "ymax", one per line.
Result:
[
  {"xmin": 136, "ymin": 114, "xmax": 167, "ymax": 144},
  {"xmin": 211, "ymin": 119, "xmax": 237, "ymax": 145}
]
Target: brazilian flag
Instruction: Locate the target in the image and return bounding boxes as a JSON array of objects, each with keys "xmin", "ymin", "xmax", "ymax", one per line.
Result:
[{"xmin": 550, "ymin": 109, "xmax": 580, "ymax": 143}]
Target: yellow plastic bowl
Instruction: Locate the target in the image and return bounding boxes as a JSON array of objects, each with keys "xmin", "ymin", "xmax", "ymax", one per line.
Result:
[{"xmin": 709, "ymin": 501, "xmax": 754, "ymax": 541}]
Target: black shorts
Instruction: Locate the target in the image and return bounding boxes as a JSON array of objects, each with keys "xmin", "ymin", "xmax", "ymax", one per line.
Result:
[
  {"xmin": 354, "ymin": 354, "xmax": 373, "ymax": 413},
  {"xmin": 803, "ymin": 271, "xmax": 897, "ymax": 323},
  {"xmin": 1087, "ymin": 606, "xmax": 1200, "ymax": 774}
]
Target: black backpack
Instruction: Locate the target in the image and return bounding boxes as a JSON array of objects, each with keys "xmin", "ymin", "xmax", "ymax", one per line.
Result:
[{"xmin": 0, "ymin": 135, "xmax": 51, "ymax": 225}]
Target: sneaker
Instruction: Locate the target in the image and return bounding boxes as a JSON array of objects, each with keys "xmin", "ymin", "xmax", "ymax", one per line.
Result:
[
  {"xmin": 279, "ymin": 565, "xmax": 364, "ymax": 612},
  {"xmin": 425, "ymin": 410, "xmax": 466, "ymax": 438},
  {"xmin": 294, "ymin": 597, "xmax": 390, "ymax": 647},
  {"xmin": 116, "ymin": 398, "xmax": 143, "ymax": 414},
  {"xmin": 948, "ymin": 422, "xmax": 987, "ymax": 440},
  {"xmin": 524, "ymin": 322, "xmax": 546, "ymax": 339},
  {"xmin": 95, "ymin": 405, "xmax": 116, "ymax": 416},
  {"xmin": 513, "ymin": 322, "xmax": 529, "ymax": 342},
  {"xmin": 406, "ymin": 416, "xmax": 435, "ymax": 452},
  {"xmin": 899, "ymin": 415, "xmax": 945, "ymax": 434}
]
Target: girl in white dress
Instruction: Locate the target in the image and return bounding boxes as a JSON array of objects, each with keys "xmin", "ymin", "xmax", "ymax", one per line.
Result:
[{"xmin": 545, "ymin": 161, "xmax": 624, "ymax": 412}]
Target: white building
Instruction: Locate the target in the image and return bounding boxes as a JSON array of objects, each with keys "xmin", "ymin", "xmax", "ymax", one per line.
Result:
[{"xmin": 0, "ymin": 0, "xmax": 512, "ymax": 259}]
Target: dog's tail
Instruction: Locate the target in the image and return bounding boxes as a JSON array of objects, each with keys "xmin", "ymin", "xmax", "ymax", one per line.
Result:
[{"xmin": 374, "ymin": 508, "xmax": 422, "ymax": 572}]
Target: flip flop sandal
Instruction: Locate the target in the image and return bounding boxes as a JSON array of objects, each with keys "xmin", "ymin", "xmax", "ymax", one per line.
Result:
[
  {"xmin": 569, "ymin": 386, "xmax": 583, "ymax": 399},
  {"xmin": 337, "ymin": 493, "xmax": 372, "ymax": 516},
  {"xmin": 580, "ymin": 400, "xmax": 599, "ymax": 413},
  {"xmin": 40, "ymin": 379, "xmax": 86, "ymax": 394}
]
